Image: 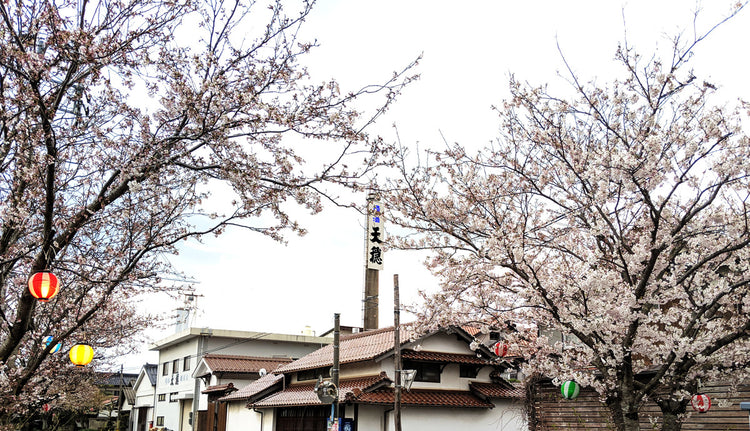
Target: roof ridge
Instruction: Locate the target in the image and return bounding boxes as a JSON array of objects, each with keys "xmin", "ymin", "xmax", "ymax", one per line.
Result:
[
  {"xmin": 340, "ymin": 326, "xmax": 394, "ymax": 341},
  {"xmin": 282, "ymin": 373, "xmax": 389, "ymax": 388},
  {"xmin": 204, "ymin": 354, "xmax": 293, "ymax": 361}
]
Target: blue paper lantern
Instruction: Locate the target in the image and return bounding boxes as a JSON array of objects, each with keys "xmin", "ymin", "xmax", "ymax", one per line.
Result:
[{"xmin": 42, "ymin": 336, "xmax": 62, "ymax": 353}]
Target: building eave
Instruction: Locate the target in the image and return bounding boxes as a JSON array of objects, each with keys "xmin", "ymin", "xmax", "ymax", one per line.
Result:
[{"xmin": 149, "ymin": 328, "xmax": 332, "ymax": 351}]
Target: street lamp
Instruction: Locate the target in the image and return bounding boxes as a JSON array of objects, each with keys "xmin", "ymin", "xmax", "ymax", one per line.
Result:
[{"xmin": 398, "ymin": 369, "xmax": 416, "ymax": 392}]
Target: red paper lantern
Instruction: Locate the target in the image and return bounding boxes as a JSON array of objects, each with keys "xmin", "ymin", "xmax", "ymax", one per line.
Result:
[
  {"xmin": 691, "ymin": 394, "xmax": 711, "ymax": 413},
  {"xmin": 493, "ymin": 341, "xmax": 509, "ymax": 357},
  {"xmin": 28, "ymin": 272, "xmax": 59, "ymax": 302}
]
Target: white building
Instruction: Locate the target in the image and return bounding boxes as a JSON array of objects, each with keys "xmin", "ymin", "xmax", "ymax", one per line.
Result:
[
  {"xmin": 131, "ymin": 364, "xmax": 158, "ymax": 431},
  {"xmin": 148, "ymin": 327, "xmax": 331, "ymax": 431}
]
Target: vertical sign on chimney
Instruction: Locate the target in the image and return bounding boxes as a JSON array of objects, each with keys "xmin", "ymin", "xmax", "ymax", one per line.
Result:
[{"xmin": 366, "ymin": 199, "xmax": 384, "ymax": 270}]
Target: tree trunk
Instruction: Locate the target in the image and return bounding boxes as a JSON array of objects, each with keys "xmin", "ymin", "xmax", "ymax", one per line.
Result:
[
  {"xmin": 657, "ymin": 398, "xmax": 688, "ymax": 431},
  {"xmin": 661, "ymin": 411, "xmax": 683, "ymax": 431},
  {"xmin": 606, "ymin": 396, "xmax": 642, "ymax": 431}
]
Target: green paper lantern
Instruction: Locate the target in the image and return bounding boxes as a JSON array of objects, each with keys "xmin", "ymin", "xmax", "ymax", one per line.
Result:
[{"xmin": 561, "ymin": 380, "xmax": 580, "ymax": 400}]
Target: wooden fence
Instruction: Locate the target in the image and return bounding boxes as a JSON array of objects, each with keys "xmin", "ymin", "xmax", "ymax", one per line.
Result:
[{"xmin": 530, "ymin": 379, "xmax": 750, "ymax": 430}]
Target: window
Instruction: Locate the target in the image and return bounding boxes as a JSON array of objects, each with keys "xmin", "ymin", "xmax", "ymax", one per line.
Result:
[
  {"xmin": 162, "ymin": 362, "xmax": 169, "ymax": 376},
  {"xmin": 156, "ymin": 417, "xmax": 164, "ymax": 426},
  {"xmin": 183, "ymin": 355, "xmax": 191, "ymax": 371},
  {"xmin": 169, "ymin": 392, "xmax": 178, "ymax": 402},
  {"xmin": 158, "ymin": 394, "xmax": 166, "ymax": 402},
  {"xmin": 403, "ymin": 360, "xmax": 441, "ymax": 383},
  {"xmin": 297, "ymin": 366, "xmax": 330, "ymax": 381},
  {"xmin": 460, "ymin": 364, "xmax": 481, "ymax": 378},
  {"xmin": 172, "ymin": 359, "xmax": 179, "ymax": 374}
]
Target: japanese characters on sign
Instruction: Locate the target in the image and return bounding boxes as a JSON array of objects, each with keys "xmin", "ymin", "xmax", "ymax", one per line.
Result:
[{"xmin": 366, "ymin": 200, "xmax": 384, "ymax": 270}]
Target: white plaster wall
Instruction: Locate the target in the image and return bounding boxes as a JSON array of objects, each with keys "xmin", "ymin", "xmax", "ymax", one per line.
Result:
[
  {"xmin": 261, "ymin": 407, "xmax": 275, "ymax": 431},
  {"xmin": 225, "ymin": 402, "xmax": 262, "ymax": 431},
  {"xmin": 417, "ymin": 333, "xmax": 472, "ymax": 354},
  {"xmin": 340, "ymin": 360, "xmax": 382, "ymax": 379},
  {"xmin": 134, "ymin": 393, "xmax": 154, "ymax": 407},
  {"xmin": 355, "ymin": 405, "xmax": 386, "ymax": 431},
  {"xmin": 376, "ymin": 403, "xmax": 526, "ymax": 431}
]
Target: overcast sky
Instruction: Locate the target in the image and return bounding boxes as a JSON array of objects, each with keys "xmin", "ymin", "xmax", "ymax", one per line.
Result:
[{"xmin": 122, "ymin": 0, "xmax": 750, "ymax": 371}]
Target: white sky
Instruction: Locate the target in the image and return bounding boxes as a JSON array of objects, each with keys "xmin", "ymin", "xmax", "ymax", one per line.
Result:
[{"xmin": 122, "ymin": 0, "xmax": 750, "ymax": 371}]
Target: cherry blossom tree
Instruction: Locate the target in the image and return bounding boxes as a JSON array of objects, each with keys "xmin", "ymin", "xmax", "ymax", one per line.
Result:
[
  {"xmin": 0, "ymin": 0, "xmax": 414, "ymax": 420},
  {"xmin": 382, "ymin": 6, "xmax": 748, "ymax": 431}
]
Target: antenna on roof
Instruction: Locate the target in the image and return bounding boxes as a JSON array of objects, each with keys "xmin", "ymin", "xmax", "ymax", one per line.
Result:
[{"xmin": 174, "ymin": 292, "xmax": 203, "ymax": 333}]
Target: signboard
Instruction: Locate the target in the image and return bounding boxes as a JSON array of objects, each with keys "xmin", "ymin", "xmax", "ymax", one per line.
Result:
[
  {"xmin": 341, "ymin": 418, "xmax": 354, "ymax": 431},
  {"xmin": 366, "ymin": 200, "xmax": 384, "ymax": 270}
]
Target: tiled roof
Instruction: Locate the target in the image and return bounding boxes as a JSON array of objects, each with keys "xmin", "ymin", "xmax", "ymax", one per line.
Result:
[
  {"xmin": 470, "ymin": 382, "xmax": 525, "ymax": 399},
  {"xmin": 276, "ymin": 327, "xmax": 412, "ymax": 374},
  {"xmin": 95, "ymin": 372, "xmax": 139, "ymax": 386},
  {"xmin": 401, "ymin": 350, "xmax": 491, "ymax": 365},
  {"xmin": 122, "ymin": 387, "xmax": 136, "ymax": 405},
  {"xmin": 203, "ymin": 355, "xmax": 293, "ymax": 374},
  {"xmin": 355, "ymin": 389, "xmax": 494, "ymax": 408},
  {"xmin": 220, "ymin": 374, "xmax": 284, "ymax": 402},
  {"xmin": 144, "ymin": 364, "xmax": 158, "ymax": 386},
  {"xmin": 202, "ymin": 383, "xmax": 237, "ymax": 394},
  {"xmin": 461, "ymin": 326, "xmax": 481, "ymax": 336},
  {"xmin": 253, "ymin": 374, "xmax": 391, "ymax": 408}
]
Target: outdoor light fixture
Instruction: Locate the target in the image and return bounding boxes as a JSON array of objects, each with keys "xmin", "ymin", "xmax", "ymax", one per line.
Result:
[
  {"xmin": 400, "ymin": 369, "xmax": 417, "ymax": 392},
  {"xmin": 69, "ymin": 343, "xmax": 94, "ymax": 367},
  {"xmin": 28, "ymin": 271, "xmax": 59, "ymax": 302}
]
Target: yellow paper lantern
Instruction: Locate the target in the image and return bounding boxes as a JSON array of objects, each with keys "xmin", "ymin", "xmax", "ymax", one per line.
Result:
[{"xmin": 69, "ymin": 344, "xmax": 94, "ymax": 367}]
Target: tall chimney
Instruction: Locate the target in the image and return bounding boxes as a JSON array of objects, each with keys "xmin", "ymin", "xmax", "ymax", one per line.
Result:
[{"xmin": 363, "ymin": 193, "xmax": 383, "ymax": 330}]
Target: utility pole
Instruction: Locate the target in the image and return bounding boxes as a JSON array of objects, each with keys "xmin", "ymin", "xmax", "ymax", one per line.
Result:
[
  {"xmin": 193, "ymin": 329, "xmax": 210, "ymax": 431},
  {"xmin": 333, "ymin": 313, "xmax": 341, "ymax": 429},
  {"xmin": 116, "ymin": 364, "xmax": 123, "ymax": 431},
  {"xmin": 393, "ymin": 274, "xmax": 402, "ymax": 431}
]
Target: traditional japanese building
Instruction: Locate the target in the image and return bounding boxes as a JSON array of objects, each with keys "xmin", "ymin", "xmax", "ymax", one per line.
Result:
[{"xmin": 221, "ymin": 326, "xmax": 526, "ymax": 431}]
